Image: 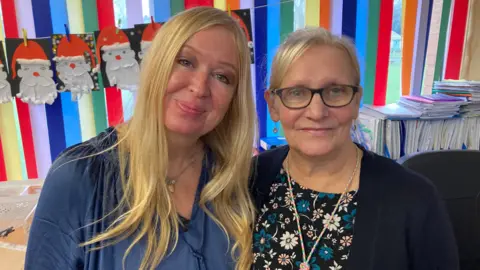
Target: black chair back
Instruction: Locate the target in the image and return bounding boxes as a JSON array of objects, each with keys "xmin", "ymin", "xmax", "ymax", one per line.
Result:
[{"xmin": 398, "ymin": 150, "xmax": 480, "ymax": 270}]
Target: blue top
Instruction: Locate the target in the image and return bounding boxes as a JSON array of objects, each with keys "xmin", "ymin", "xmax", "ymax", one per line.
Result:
[{"xmin": 24, "ymin": 128, "xmax": 235, "ymax": 270}]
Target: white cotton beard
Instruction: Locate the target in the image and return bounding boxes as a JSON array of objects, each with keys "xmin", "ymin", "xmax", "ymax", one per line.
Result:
[
  {"xmin": 0, "ymin": 80, "xmax": 12, "ymax": 104},
  {"xmin": 105, "ymin": 57, "xmax": 140, "ymax": 91},
  {"xmin": 17, "ymin": 76, "xmax": 58, "ymax": 105},
  {"xmin": 57, "ymin": 62, "xmax": 95, "ymax": 101}
]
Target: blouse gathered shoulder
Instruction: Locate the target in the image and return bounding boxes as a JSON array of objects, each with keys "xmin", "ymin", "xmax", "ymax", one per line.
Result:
[{"xmin": 24, "ymin": 128, "xmax": 235, "ymax": 270}]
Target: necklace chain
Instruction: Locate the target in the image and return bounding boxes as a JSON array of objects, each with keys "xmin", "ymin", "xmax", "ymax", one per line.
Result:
[
  {"xmin": 285, "ymin": 147, "xmax": 360, "ymax": 270},
  {"xmin": 166, "ymin": 148, "xmax": 202, "ymax": 192}
]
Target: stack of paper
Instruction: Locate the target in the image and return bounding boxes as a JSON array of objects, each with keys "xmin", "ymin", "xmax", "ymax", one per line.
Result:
[
  {"xmin": 398, "ymin": 94, "xmax": 467, "ymax": 119},
  {"xmin": 433, "ymin": 80, "xmax": 480, "ymax": 117}
]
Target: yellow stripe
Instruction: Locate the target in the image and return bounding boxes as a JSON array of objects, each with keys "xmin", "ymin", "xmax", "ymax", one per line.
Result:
[
  {"xmin": 66, "ymin": 0, "xmax": 97, "ymax": 141},
  {"xmin": 0, "ymin": 19, "xmax": 23, "ymax": 180},
  {"xmin": 214, "ymin": 0, "xmax": 227, "ymax": 10},
  {"xmin": 305, "ymin": 0, "xmax": 320, "ymax": 27}
]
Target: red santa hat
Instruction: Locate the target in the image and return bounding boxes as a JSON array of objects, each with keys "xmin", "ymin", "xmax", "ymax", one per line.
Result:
[
  {"xmin": 54, "ymin": 35, "xmax": 96, "ymax": 69},
  {"xmin": 231, "ymin": 12, "xmax": 252, "ymax": 43},
  {"xmin": 96, "ymin": 26, "xmax": 131, "ymax": 62},
  {"xmin": 11, "ymin": 40, "xmax": 50, "ymax": 79},
  {"xmin": 141, "ymin": 22, "xmax": 162, "ymax": 50}
]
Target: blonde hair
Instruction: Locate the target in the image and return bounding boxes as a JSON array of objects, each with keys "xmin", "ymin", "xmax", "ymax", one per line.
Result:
[
  {"xmin": 82, "ymin": 7, "xmax": 256, "ymax": 270},
  {"xmin": 269, "ymin": 27, "xmax": 361, "ymax": 91}
]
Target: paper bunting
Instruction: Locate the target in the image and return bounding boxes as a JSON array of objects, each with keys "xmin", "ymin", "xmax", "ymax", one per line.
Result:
[{"xmin": 135, "ymin": 22, "xmax": 163, "ymax": 61}]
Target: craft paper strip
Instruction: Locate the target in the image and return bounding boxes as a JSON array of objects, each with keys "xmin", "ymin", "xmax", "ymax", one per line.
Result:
[
  {"xmin": 0, "ymin": 138, "xmax": 6, "ymax": 181},
  {"xmin": 293, "ymin": 0, "xmax": 306, "ymax": 30},
  {"xmin": 154, "ymin": 0, "xmax": 171, "ymax": 22},
  {"xmin": 10, "ymin": 0, "xmax": 41, "ymax": 179},
  {"xmin": 459, "ymin": 0, "xmax": 479, "ymax": 81},
  {"xmin": 342, "ymin": 0, "xmax": 356, "ymax": 40},
  {"xmin": 185, "ymin": 0, "xmax": 214, "ymax": 9},
  {"xmin": 170, "ymin": 0, "xmax": 185, "ymax": 16},
  {"xmin": 97, "ymin": 0, "xmax": 124, "ymax": 127},
  {"xmin": 127, "ymin": 0, "xmax": 144, "ymax": 27},
  {"xmin": 330, "ymin": 0, "xmax": 342, "ymax": 36},
  {"xmin": 266, "ymin": 0, "xmax": 280, "ymax": 138},
  {"xmin": 67, "ymin": 0, "xmax": 96, "ymax": 141},
  {"xmin": 401, "ymin": 0, "xmax": 417, "ymax": 96},
  {"xmin": 0, "ymin": 38, "xmax": 7, "ymax": 181},
  {"xmin": 82, "ymin": 0, "xmax": 107, "ymax": 135},
  {"xmin": 373, "ymin": 0, "xmax": 393, "ymax": 106},
  {"xmin": 278, "ymin": 0, "xmax": 293, "ymax": 136},
  {"xmin": 361, "ymin": 0, "xmax": 380, "ymax": 105},
  {"xmin": 32, "ymin": 0, "xmax": 67, "ymax": 164},
  {"xmin": 444, "ymin": 0, "xmax": 468, "ymax": 80},
  {"xmin": 306, "ymin": 0, "xmax": 320, "ymax": 27},
  {"xmin": 355, "ymin": 0, "xmax": 369, "ymax": 105},
  {"xmin": 422, "ymin": 0, "xmax": 441, "ymax": 95},
  {"xmin": 51, "ymin": 0, "xmax": 82, "ymax": 148},
  {"xmin": 214, "ymin": 0, "xmax": 226, "ymax": 10},
  {"xmin": 409, "ymin": 0, "xmax": 431, "ymax": 96},
  {"xmin": 320, "ymin": 0, "xmax": 330, "ymax": 30},
  {"xmin": 255, "ymin": 0, "xmax": 268, "ymax": 140},
  {"xmin": 230, "ymin": 0, "xmax": 241, "ymax": 10}
]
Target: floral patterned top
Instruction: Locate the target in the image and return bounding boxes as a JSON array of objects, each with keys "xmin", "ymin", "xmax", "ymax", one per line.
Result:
[{"xmin": 252, "ymin": 167, "xmax": 358, "ymax": 270}]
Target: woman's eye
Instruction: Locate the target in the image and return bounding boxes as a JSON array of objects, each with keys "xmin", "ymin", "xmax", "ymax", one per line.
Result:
[
  {"xmin": 178, "ymin": 59, "xmax": 192, "ymax": 67},
  {"xmin": 215, "ymin": 74, "xmax": 230, "ymax": 84}
]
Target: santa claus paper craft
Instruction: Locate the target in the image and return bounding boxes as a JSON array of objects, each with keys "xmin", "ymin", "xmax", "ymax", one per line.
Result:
[
  {"xmin": 136, "ymin": 22, "xmax": 162, "ymax": 61},
  {"xmin": 95, "ymin": 26, "xmax": 140, "ymax": 91},
  {"xmin": 231, "ymin": 9, "xmax": 254, "ymax": 64},
  {"xmin": 0, "ymin": 43, "xmax": 12, "ymax": 104},
  {"xmin": 7, "ymin": 39, "xmax": 57, "ymax": 105},
  {"xmin": 53, "ymin": 34, "xmax": 99, "ymax": 101}
]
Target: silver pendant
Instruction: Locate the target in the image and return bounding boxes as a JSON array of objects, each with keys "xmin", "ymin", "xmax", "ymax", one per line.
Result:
[{"xmin": 299, "ymin": 262, "xmax": 310, "ymax": 270}]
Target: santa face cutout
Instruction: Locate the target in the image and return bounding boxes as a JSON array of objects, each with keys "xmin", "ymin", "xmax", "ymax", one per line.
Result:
[
  {"xmin": 53, "ymin": 34, "xmax": 98, "ymax": 101},
  {"xmin": 96, "ymin": 26, "xmax": 140, "ymax": 91},
  {"xmin": 0, "ymin": 64, "xmax": 12, "ymax": 104},
  {"xmin": 8, "ymin": 40, "xmax": 57, "ymax": 105},
  {"xmin": 136, "ymin": 22, "xmax": 162, "ymax": 61}
]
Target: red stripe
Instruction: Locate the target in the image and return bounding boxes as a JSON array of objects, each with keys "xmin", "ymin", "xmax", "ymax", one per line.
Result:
[
  {"xmin": 0, "ymin": 138, "xmax": 6, "ymax": 181},
  {"xmin": 444, "ymin": 0, "xmax": 469, "ymax": 80},
  {"xmin": 185, "ymin": 0, "xmax": 214, "ymax": 9},
  {"xmin": 97, "ymin": 0, "xmax": 124, "ymax": 127},
  {"xmin": 1, "ymin": 0, "xmax": 39, "ymax": 179},
  {"xmin": 373, "ymin": 0, "xmax": 394, "ymax": 106}
]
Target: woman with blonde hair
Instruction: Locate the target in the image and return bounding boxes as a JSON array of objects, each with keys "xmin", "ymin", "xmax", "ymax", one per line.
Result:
[
  {"xmin": 25, "ymin": 7, "xmax": 256, "ymax": 270},
  {"xmin": 250, "ymin": 27, "xmax": 458, "ymax": 270}
]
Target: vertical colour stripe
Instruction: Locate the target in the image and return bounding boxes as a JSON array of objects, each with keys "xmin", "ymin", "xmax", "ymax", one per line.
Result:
[
  {"xmin": 67, "ymin": 0, "xmax": 97, "ymax": 142},
  {"xmin": 97, "ymin": 0, "xmax": 124, "ymax": 127},
  {"xmin": 51, "ymin": 0, "xmax": 83, "ymax": 148},
  {"xmin": 460, "ymin": 0, "xmax": 479, "ymax": 80},
  {"xmin": 373, "ymin": 0, "xmax": 393, "ymax": 105},
  {"xmin": 294, "ymin": 0, "xmax": 305, "ymax": 30},
  {"xmin": 355, "ymin": 0, "xmax": 369, "ymax": 104},
  {"xmin": 170, "ymin": 0, "xmax": 185, "ymax": 15},
  {"xmin": 266, "ymin": 0, "xmax": 280, "ymax": 138},
  {"xmin": 82, "ymin": 0, "xmax": 108, "ymax": 135},
  {"xmin": 214, "ymin": 0, "xmax": 226, "ymax": 10},
  {"xmin": 342, "ymin": 0, "xmax": 356, "ymax": 40},
  {"xmin": 401, "ymin": 0, "xmax": 418, "ymax": 96},
  {"xmin": 229, "ymin": 0, "xmax": 241, "ymax": 10},
  {"xmin": 319, "ymin": 0, "xmax": 330, "ymax": 30},
  {"xmin": 330, "ymin": 0, "xmax": 342, "ymax": 36},
  {"xmin": 410, "ymin": 0, "xmax": 432, "ymax": 96},
  {"xmin": 0, "ymin": 0, "xmax": 23, "ymax": 180},
  {"xmin": 444, "ymin": 0, "xmax": 469, "ymax": 80},
  {"xmin": 254, "ymin": 0, "xmax": 267, "ymax": 142},
  {"xmin": 305, "ymin": 0, "xmax": 320, "ymax": 27},
  {"xmin": 0, "ymin": 138, "xmax": 6, "ymax": 181},
  {"xmin": 154, "ymin": 0, "xmax": 171, "ymax": 22},
  {"xmin": 15, "ymin": 0, "xmax": 42, "ymax": 179},
  {"xmin": 363, "ymin": 0, "xmax": 380, "ymax": 105}
]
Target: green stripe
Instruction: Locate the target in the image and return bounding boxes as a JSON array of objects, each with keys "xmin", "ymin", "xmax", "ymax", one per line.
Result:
[
  {"xmin": 363, "ymin": 0, "xmax": 381, "ymax": 105},
  {"xmin": 82, "ymin": 0, "xmax": 108, "ymax": 134},
  {"xmin": 170, "ymin": 0, "xmax": 184, "ymax": 16},
  {"xmin": 433, "ymin": 0, "xmax": 452, "ymax": 82}
]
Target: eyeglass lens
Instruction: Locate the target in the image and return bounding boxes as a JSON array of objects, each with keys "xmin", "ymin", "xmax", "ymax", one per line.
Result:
[{"xmin": 280, "ymin": 85, "xmax": 355, "ymax": 108}]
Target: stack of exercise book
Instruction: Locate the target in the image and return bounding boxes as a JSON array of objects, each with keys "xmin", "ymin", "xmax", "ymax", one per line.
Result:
[{"xmin": 433, "ymin": 80, "xmax": 480, "ymax": 117}]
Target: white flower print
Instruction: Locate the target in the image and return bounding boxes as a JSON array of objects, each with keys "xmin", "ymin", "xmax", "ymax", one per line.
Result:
[
  {"xmin": 340, "ymin": 236, "xmax": 352, "ymax": 247},
  {"xmin": 329, "ymin": 261, "xmax": 342, "ymax": 270},
  {"xmin": 312, "ymin": 208, "xmax": 324, "ymax": 220},
  {"xmin": 272, "ymin": 203, "xmax": 278, "ymax": 209},
  {"xmin": 280, "ymin": 232, "xmax": 298, "ymax": 250},
  {"xmin": 323, "ymin": 213, "xmax": 341, "ymax": 231},
  {"xmin": 284, "ymin": 218, "xmax": 290, "ymax": 224},
  {"xmin": 277, "ymin": 254, "xmax": 290, "ymax": 265}
]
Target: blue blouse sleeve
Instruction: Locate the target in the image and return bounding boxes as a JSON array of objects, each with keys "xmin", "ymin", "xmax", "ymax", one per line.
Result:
[{"xmin": 24, "ymin": 145, "xmax": 100, "ymax": 270}]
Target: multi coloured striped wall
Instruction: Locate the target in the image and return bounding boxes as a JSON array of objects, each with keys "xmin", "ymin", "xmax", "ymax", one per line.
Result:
[{"xmin": 0, "ymin": 0, "xmax": 476, "ymax": 181}]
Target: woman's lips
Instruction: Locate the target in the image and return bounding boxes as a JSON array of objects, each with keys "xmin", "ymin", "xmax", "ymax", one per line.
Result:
[
  {"xmin": 176, "ymin": 100, "xmax": 205, "ymax": 116},
  {"xmin": 300, "ymin": 127, "xmax": 333, "ymax": 136}
]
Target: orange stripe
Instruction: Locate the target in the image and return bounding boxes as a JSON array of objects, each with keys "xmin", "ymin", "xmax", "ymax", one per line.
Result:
[
  {"xmin": 320, "ymin": 0, "xmax": 331, "ymax": 30},
  {"xmin": 401, "ymin": 0, "xmax": 417, "ymax": 96},
  {"xmin": 226, "ymin": 0, "xmax": 239, "ymax": 10}
]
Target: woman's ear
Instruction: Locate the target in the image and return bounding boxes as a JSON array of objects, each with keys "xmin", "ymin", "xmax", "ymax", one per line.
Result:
[
  {"xmin": 352, "ymin": 86, "xmax": 363, "ymax": 119},
  {"xmin": 264, "ymin": 90, "xmax": 280, "ymax": 122}
]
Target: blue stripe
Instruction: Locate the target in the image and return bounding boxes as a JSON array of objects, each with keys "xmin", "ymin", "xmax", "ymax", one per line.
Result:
[
  {"xmin": 255, "ymin": 0, "xmax": 268, "ymax": 143},
  {"xmin": 421, "ymin": 0, "xmax": 434, "ymax": 92},
  {"xmin": 154, "ymin": 0, "xmax": 171, "ymax": 22},
  {"xmin": 355, "ymin": 0, "xmax": 369, "ymax": 107},
  {"xmin": 342, "ymin": 0, "xmax": 357, "ymax": 40},
  {"xmin": 32, "ymin": 0, "xmax": 67, "ymax": 161},
  {"xmin": 266, "ymin": 0, "xmax": 280, "ymax": 138}
]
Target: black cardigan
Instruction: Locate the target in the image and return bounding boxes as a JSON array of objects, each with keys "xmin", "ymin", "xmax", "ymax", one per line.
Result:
[{"xmin": 250, "ymin": 145, "xmax": 459, "ymax": 270}]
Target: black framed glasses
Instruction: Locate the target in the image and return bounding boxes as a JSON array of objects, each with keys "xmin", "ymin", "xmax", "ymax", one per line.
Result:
[{"xmin": 271, "ymin": 84, "xmax": 360, "ymax": 109}]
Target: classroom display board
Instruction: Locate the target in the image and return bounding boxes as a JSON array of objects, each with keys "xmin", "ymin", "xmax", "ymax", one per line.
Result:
[{"xmin": 0, "ymin": 0, "xmax": 476, "ymax": 181}]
